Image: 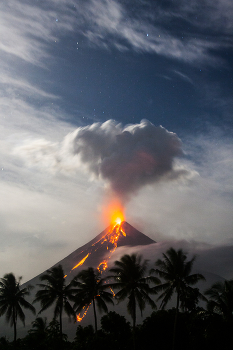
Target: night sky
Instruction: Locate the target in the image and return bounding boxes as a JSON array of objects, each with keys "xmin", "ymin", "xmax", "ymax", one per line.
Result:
[{"xmin": 0, "ymin": 0, "xmax": 233, "ymax": 282}]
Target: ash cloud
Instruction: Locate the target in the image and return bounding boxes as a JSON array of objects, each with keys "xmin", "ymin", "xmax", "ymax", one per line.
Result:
[
  {"xmin": 16, "ymin": 119, "xmax": 188, "ymax": 202},
  {"xmin": 63, "ymin": 119, "xmax": 186, "ymax": 201}
]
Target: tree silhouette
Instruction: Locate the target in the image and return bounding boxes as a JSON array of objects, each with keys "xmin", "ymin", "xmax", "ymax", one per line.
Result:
[
  {"xmin": 73, "ymin": 267, "xmax": 114, "ymax": 332},
  {"xmin": 0, "ymin": 273, "xmax": 35, "ymax": 343},
  {"xmin": 29, "ymin": 316, "xmax": 47, "ymax": 336},
  {"xmin": 101, "ymin": 311, "xmax": 131, "ymax": 350},
  {"xmin": 151, "ymin": 248, "xmax": 205, "ymax": 350},
  {"xmin": 34, "ymin": 264, "xmax": 76, "ymax": 339},
  {"xmin": 205, "ymin": 279, "xmax": 233, "ymax": 321},
  {"xmin": 108, "ymin": 253, "xmax": 159, "ymax": 349},
  {"xmin": 180, "ymin": 286, "xmax": 205, "ymax": 312}
]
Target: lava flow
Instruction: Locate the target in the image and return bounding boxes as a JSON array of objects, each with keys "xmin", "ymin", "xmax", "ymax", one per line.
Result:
[
  {"xmin": 72, "ymin": 219, "xmax": 127, "ymax": 275},
  {"xmin": 97, "ymin": 220, "xmax": 126, "ymax": 272},
  {"xmin": 73, "ymin": 208, "xmax": 126, "ymax": 322}
]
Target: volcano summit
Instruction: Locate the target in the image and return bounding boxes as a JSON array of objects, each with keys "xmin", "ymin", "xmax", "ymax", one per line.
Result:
[{"xmin": 49, "ymin": 221, "xmax": 156, "ymax": 281}]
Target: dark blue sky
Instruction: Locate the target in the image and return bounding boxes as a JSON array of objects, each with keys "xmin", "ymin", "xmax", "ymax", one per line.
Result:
[{"xmin": 34, "ymin": 7, "xmax": 233, "ymax": 135}]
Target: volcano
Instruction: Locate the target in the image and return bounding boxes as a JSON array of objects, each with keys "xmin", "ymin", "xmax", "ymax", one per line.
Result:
[
  {"xmin": 6, "ymin": 221, "xmax": 156, "ymax": 339},
  {"xmin": 26, "ymin": 221, "xmax": 156, "ymax": 287},
  {"xmin": 1, "ymin": 221, "xmax": 225, "ymax": 340},
  {"xmin": 57, "ymin": 221, "xmax": 156, "ymax": 280}
]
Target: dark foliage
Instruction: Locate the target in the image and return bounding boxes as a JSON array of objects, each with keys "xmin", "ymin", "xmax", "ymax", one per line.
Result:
[
  {"xmin": 34, "ymin": 265, "xmax": 76, "ymax": 339},
  {"xmin": 101, "ymin": 311, "xmax": 131, "ymax": 350},
  {"xmin": 73, "ymin": 267, "xmax": 114, "ymax": 332},
  {"xmin": 0, "ymin": 273, "xmax": 35, "ymax": 343}
]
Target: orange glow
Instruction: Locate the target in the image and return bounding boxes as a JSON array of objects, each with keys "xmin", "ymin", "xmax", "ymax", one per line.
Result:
[
  {"xmin": 103, "ymin": 199, "xmax": 124, "ymax": 225},
  {"xmin": 76, "ymin": 304, "xmax": 91, "ymax": 322},
  {"xmin": 73, "ymin": 202, "xmax": 127, "ymax": 323},
  {"xmin": 74, "ymin": 221, "xmax": 126, "ymax": 322},
  {"xmin": 96, "ymin": 221, "xmax": 126, "ymax": 275},
  {"xmin": 97, "ymin": 260, "xmax": 108, "ymax": 272},
  {"xmin": 110, "ymin": 287, "xmax": 115, "ymax": 298},
  {"xmin": 72, "ymin": 253, "xmax": 89, "ymax": 270}
]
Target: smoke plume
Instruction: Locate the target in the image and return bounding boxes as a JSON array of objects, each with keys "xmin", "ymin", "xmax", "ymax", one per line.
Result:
[
  {"xmin": 63, "ymin": 119, "xmax": 186, "ymax": 199},
  {"xmin": 16, "ymin": 119, "xmax": 187, "ymax": 202}
]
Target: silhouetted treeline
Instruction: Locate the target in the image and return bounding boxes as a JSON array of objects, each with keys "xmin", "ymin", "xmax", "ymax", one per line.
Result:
[
  {"xmin": 1, "ymin": 248, "xmax": 233, "ymax": 350},
  {"xmin": 1, "ymin": 309, "xmax": 233, "ymax": 350}
]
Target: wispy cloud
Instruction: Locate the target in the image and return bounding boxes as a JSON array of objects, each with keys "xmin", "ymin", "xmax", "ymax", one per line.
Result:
[
  {"xmin": 1, "ymin": 0, "xmax": 231, "ymax": 68},
  {"xmin": 75, "ymin": 0, "xmax": 232, "ymax": 66},
  {"xmin": 172, "ymin": 70, "xmax": 194, "ymax": 85},
  {"xmin": 0, "ymin": 1, "xmax": 74, "ymax": 65}
]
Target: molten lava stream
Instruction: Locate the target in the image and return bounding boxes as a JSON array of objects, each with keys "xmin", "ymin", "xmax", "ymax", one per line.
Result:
[
  {"xmin": 75, "ymin": 215, "xmax": 126, "ymax": 322},
  {"xmin": 97, "ymin": 220, "xmax": 126, "ymax": 273}
]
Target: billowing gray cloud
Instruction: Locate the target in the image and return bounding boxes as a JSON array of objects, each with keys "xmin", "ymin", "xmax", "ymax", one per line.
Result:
[
  {"xmin": 16, "ymin": 120, "xmax": 189, "ymax": 202},
  {"xmin": 64, "ymin": 120, "xmax": 187, "ymax": 200}
]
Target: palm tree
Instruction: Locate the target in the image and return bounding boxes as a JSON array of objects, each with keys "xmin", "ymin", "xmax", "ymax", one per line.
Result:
[
  {"xmin": 73, "ymin": 267, "xmax": 114, "ymax": 332},
  {"xmin": 108, "ymin": 253, "xmax": 159, "ymax": 349},
  {"xmin": 29, "ymin": 316, "xmax": 47, "ymax": 336},
  {"xmin": 34, "ymin": 264, "xmax": 76, "ymax": 339},
  {"xmin": 151, "ymin": 248, "xmax": 205, "ymax": 350},
  {"xmin": 205, "ymin": 279, "xmax": 233, "ymax": 321},
  {"xmin": 179, "ymin": 286, "xmax": 203, "ymax": 312},
  {"xmin": 0, "ymin": 273, "xmax": 35, "ymax": 343}
]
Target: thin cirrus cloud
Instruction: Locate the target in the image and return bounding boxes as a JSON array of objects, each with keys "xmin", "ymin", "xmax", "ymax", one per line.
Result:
[
  {"xmin": 172, "ymin": 70, "xmax": 194, "ymax": 85},
  {"xmin": 1, "ymin": 0, "xmax": 231, "ymax": 68},
  {"xmin": 77, "ymin": 0, "xmax": 231, "ymax": 66},
  {"xmin": 0, "ymin": 1, "xmax": 74, "ymax": 65}
]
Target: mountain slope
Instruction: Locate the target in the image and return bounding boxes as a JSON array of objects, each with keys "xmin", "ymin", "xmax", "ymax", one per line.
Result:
[
  {"xmin": 2, "ymin": 222, "xmax": 155, "ymax": 340},
  {"xmin": 38, "ymin": 221, "xmax": 156, "ymax": 282}
]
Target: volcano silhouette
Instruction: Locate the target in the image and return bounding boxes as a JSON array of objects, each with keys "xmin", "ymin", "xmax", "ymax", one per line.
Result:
[
  {"xmin": 1, "ymin": 222, "xmax": 224, "ymax": 340},
  {"xmin": 8, "ymin": 221, "xmax": 156, "ymax": 339}
]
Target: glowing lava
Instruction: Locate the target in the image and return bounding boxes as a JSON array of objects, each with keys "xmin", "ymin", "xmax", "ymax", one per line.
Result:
[
  {"xmin": 72, "ymin": 202, "xmax": 126, "ymax": 322},
  {"xmin": 73, "ymin": 220, "xmax": 127, "ymax": 277},
  {"xmin": 74, "ymin": 216, "xmax": 126, "ymax": 322},
  {"xmin": 72, "ymin": 253, "xmax": 90, "ymax": 270},
  {"xmin": 76, "ymin": 304, "xmax": 91, "ymax": 322}
]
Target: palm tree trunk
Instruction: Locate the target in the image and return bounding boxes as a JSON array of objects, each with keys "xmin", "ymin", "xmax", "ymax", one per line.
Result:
[
  {"xmin": 132, "ymin": 314, "xmax": 136, "ymax": 350},
  {"xmin": 93, "ymin": 298, "xmax": 97, "ymax": 333},
  {"xmin": 132, "ymin": 295, "xmax": 136, "ymax": 350},
  {"xmin": 13, "ymin": 305, "xmax": 17, "ymax": 344},
  {"xmin": 59, "ymin": 304, "xmax": 63, "ymax": 340},
  {"xmin": 172, "ymin": 289, "xmax": 180, "ymax": 350}
]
